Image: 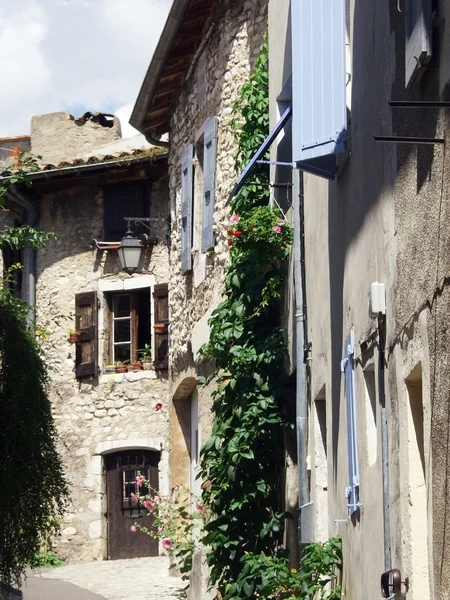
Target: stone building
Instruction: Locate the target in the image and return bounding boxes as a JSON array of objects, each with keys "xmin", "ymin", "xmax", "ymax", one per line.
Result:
[
  {"xmin": 130, "ymin": 0, "xmax": 290, "ymax": 594},
  {"xmin": 269, "ymin": 1, "xmax": 450, "ymax": 599},
  {"xmin": 1, "ymin": 112, "xmax": 170, "ymax": 562}
]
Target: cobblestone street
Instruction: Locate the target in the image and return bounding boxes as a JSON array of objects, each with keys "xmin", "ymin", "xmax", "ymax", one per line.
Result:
[{"xmin": 12, "ymin": 557, "xmax": 186, "ymax": 600}]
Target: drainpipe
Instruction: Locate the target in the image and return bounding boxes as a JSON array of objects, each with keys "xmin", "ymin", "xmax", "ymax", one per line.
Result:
[
  {"xmin": 144, "ymin": 129, "xmax": 169, "ymax": 149},
  {"xmin": 378, "ymin": 316, "xmax": 391, "ymax": 571},
  {"xmin": 6, "ymin": 185, "xmax": 37, "ymax": 327},
  {"xmin": 293, "ymin": 169, "xmax": 310, "ymax": 542}
]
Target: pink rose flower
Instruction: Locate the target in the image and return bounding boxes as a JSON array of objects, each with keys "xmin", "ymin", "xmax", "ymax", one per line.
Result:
[
  {"xmin": 273, "ymin": 226, "xmax": 281, "ymax": 233},
  {"xmin": 135, "ymin": 475, "xmax": 145, "ymax": 487},
  {"xmin": 130, "ymin": 525, "xmax": 137, "ymax": 533},
  {"xmin": 230, "ymin": 214, "xmax": 240, "ymax": 224},
  {"xmin": 154, "ymin": 495, "xmax": 161, "ymax": 504},
  {"xmin": 131, "ymin": 492, "xmax": 138, "ymax": 504},
  {"xmin": 196, "ymin": 503, "xmax": 205, "ymax": 512},
  {"xmin": 162, "ymin": 537, "xmax": 173, "ymax": 550},
  {"xmin": 144, "ymin": 499, "xmax": 155, "ymax": 510},
  {"xmin": 172, "ymin": 484, "xmax": 180, "ymax": 492},
  {"xmin": 278, "ymin": 220, "xmax": 285, "ymax": 226},
  {"xmin": 158, "ymin": 526, "xmax": 164, "ymax": 533}
]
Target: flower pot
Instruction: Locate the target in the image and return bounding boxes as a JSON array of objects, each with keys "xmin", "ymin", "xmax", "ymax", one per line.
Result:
[
  {"xmin": 105, "ymin": 365, "xmax": 116, "ymax": 374},
  {"xmin": 154, "ymin": 323, "xmax": 167, "ymax": 334},
  {"xmin": 69, "ymin": 333, "xmax": 80, "ymax": 343},
  {"xmin": 142, "ymin": 360, "xmax": 153, "ymax": 371},
  {"xmin": 127, "ymin": 365, "xmax": 134, "ymax": 372},
  {"xmin": 132, "ymin": 363, "xmax": 143, "ymax": 371},
  {"xmin": 115, "ymin": 365, "xmax": 127, "ymax": 374}
]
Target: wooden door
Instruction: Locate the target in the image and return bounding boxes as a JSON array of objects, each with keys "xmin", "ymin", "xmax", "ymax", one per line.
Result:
[{"xmin": 105, "ymin": 450, "xmax": 159, "ymax": 560}]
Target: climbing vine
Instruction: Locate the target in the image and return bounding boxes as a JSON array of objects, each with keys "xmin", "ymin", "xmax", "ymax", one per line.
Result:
[
  {"xmin": 198, "ymin": 40, "xmax": 293, "ymax": 597},
  {"xmin": 0, "ymin": 157, "xmax": 69, "ymax": 592}
]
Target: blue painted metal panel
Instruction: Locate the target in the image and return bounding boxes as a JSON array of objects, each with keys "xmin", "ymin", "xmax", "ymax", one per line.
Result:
[
  {"xmin": 229, "ymin": 104, "xmax": 292, "ymax": 200},
  {"xmin": 341, "ymin": 330, "xmax": 360, "ymax": 515},
  {"xmin": 291, "ymin": 0, "xmax": 347, "ymax": 178}
]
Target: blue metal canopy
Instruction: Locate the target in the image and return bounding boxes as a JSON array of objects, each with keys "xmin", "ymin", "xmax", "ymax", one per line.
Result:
[{"xmin": 229, "ymin": 104, "xmax": 292, "ymax": 200}]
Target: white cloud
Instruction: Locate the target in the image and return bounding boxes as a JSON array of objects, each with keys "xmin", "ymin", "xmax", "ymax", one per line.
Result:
[{"xmin": 0, "ymin": 0, "xmax": 171, "ymax": 137}]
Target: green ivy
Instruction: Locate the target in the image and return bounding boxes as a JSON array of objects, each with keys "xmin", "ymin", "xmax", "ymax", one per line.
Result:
[
  {"xmin": 0, "ymin": 153, "xmax": 69, "ymax": 593},
  {"xmin": 198, "ymin": 39, "xmax": 294, "ymax": 597}
]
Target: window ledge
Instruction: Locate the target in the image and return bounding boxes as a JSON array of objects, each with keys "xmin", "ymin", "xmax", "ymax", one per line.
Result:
[{"xmin": 99, "ymin": 370, "xmax": 158, "ymax": 384}]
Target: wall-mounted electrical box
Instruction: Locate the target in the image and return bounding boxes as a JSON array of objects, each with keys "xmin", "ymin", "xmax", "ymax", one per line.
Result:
[{"xmin": 369, "ymin": 282, "xmax": 386, "ymax": 316}]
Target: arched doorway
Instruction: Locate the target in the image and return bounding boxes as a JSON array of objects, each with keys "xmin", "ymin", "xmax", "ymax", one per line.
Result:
[{"xmin": 104, "ymin": 449, "xmax": 160, "ymax": 560}]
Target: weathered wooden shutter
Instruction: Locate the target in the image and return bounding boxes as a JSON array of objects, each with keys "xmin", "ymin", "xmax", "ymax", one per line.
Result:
[
  {"xmin": 405, "ymin": 0, "xmax": 432, "ymax": 88},
  {"xmin": 153, "ymin": 284, "xmax": 169, "ymax": 369},
  {"xmin": 103, "ymin": 181, "xmax": 150, "ymax": 241},
  {"xmin": 201, "ymin": 117, "xmax": 218, "ymax": 252},
  {"xmin": 75, "ymin": 291, "xmax": 98, "ymax": 378},
  {"xmin": 181, "ymin": 145, "xmax": 193, "ymax": 273},
  {"xmin": 291, "ymin": 0, "xmax": 347, "ymax": 179},
  {"xmin": 341, "ymin": 330, "xmax": 360, "ymax": 515}
]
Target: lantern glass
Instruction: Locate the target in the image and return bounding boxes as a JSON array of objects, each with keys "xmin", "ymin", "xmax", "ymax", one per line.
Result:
[{"xmin": 118, "ymin": 235, "xmax": 142, "ymax": 274}]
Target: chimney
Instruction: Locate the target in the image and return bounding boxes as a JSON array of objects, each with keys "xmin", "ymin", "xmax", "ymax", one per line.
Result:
[{"xmin": 31, "ymin": 111, "xmax": 122, "ymax": 164}]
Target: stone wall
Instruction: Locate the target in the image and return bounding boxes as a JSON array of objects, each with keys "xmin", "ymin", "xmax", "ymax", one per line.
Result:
[
  {"xmin": 32, "ymin": 162, "xmax": 170, "ymax": 561},
  {"xmin": 168, "ymin": 0, "xmax": 268, "ymax": 416},
  {"xmin": 31, "ymin": 112, "xmax": 121, "ymax": 164}
]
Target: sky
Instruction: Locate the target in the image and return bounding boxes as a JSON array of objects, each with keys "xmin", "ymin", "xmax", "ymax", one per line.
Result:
[{"xmin": 0, "ymin": 0, "xmax": 171, "ymax": 138}]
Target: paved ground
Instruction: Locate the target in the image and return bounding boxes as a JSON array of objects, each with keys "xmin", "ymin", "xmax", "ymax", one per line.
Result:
[{"xmin": 7, "ymin": 557, "xmax": 187, "ymax": 600}]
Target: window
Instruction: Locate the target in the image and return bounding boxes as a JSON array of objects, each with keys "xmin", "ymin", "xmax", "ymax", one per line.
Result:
[
  {"xmin": 181, "ymin": 117, "xmax": 218, "ymax": 275},
  {"xmin": 103, "ymin": 181, "xmax": 150, "ymax": 241},
  {"xmin": 405, "ymin": 0, "xmax": 432, "ymax": 88},
  {"xmin": 341, "ymin": 329, "xmax": 360, "ymax": 515},
  {"xmin": 107, "ymin": 288, "xmax": 151, "ymax": 364}
]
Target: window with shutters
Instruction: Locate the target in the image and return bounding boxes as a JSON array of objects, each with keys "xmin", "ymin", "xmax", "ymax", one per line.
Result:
[
  {"xmin": 341, "ymin": 329, "xmax": 360, "ymax": 515},
  {"xmin": 103, "ymin": 181, "xmax": 150, "ymax": 241},
  {"xmin": 405, "ymin": 0, "xmax": 432, "ymax": 88},
  {"xmin": 106, "ymin": 289, "xmax": 151, "ymax": 364},
  {"xmin": 180, "ymin": 117, "xmax": 218, "ymax": 277},
  {"xmin": 291, "ymin": 0, "xmax": 348, "ymax": 179}
]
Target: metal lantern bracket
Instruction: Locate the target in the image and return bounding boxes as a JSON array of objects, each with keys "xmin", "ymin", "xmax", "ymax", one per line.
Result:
[{"xmin": 123, "ymin": 216, "xmax": 168, "ymax": 247}]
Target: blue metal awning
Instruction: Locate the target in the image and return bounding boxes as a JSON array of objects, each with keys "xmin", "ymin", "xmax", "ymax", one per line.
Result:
[{"xmin": 229, "ymin": 104, "xmax": 292, "ymax": 200}]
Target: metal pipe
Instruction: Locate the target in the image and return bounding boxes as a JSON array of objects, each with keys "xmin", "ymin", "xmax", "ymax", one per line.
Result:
[
  {"xmin": 6, "ymin": 185, "xmax": 37, "ymax": 327},
  {"xmin": 378, "ymin": 317, "xmax": 391, "ymax": 571},
  {"xmin": 144, "ymin": 130, "xmax": 169, "ymax": 149},
  {"xmin": 293, "ymin": 169, "xmax": 310, "ymax": 542}
]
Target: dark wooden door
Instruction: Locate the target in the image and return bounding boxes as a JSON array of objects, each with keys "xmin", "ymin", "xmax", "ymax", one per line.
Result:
[{"xmin": 105, "ymin": 450, "xmax": 159, "ymax": 560}]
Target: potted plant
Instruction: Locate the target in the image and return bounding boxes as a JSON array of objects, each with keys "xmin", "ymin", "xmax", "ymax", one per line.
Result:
[
  {"xmin": 68, "ymin": 329, "xmax": 80, "ymax": 343},
  {"xmin": 138, "ymin": 344, "xmax": 153, "ymax": 370},
  {"xmin": 132, "ymin": 361, "xmax": 143, "ymax": 371},
  {"xmin": 115, "ymin": 361, "xmax": 128, "ymax": 374},
  {"xmin": 105, "ymin": 364, "xmax": 116, "ymax": 374}
]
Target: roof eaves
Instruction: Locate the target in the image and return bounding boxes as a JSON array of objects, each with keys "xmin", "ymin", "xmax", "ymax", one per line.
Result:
[{"xmin": 130, "ymin": 0, "xmax": 191, "ymax": 135}]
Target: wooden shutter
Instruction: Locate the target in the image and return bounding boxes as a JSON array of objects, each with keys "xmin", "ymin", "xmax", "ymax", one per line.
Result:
[
  {"xmin": 103, "ymin": 181, "xmax": 150, "ymax": 241},
  {"xmin": 341, "ymin": 330, "xmax": 360, "ymax": 515},
  {"xmin": 405, "ymin": 0, "xmax": 432, "ymax": 89},
  {"xmin": 153, "ymin": 284, "xmax": 169, "ymax": 369},
  {"xmin": 291, "ymin": 0, "xmax": 347, "ymax": 179},
  {"xmin": 201, "ymin": 117, "xmax": 218, "ymax": 252},
  {"xmin": 75, "ymin": 291, "xmax": 98, "ymax": 378},
  {"xmin": 181, "ymin": 145, "xmax": 193, "ymax": 273}
]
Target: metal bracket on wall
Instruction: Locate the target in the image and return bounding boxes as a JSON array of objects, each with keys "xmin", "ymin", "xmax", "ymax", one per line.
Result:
[{"xmin": 374, "ymin": 99, "xmax": 450, "ymax": 145}]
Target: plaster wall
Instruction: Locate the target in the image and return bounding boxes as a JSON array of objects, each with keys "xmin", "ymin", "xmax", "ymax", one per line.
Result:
[
  {"xmin": 32, "ymin": 166, "xmax": 170, "ymax": 562},
  {"xmin": 270, "ymin": 0, "xmax": 450, "ymax": 598}
]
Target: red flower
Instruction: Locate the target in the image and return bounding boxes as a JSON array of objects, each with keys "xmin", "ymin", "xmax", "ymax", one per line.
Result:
[
  {"xmin": 234, "ymin": 230, "xmax": 242, "ymax": 237},
  {"xmin": 228, "ymin": 239, "xmax": 232, "ymax": 246},
  {"xmin": 155, "ymin": 403, "xmax": 163, "ymax": 411}
]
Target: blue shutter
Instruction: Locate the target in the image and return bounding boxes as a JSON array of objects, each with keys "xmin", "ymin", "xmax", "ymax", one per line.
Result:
[
  {"xmin": 291, "ymin": 0, "xmax": 347, "ymax": 179},
  {"xmin": 341, "ymin": 330, "xmax": 360, "ymax": 515},
  {"xmin": 405, "ymin": 0, "xmax": 432, "ymax": 89},
  {"xmin": 181, "ymin": 145, "xmax": 193, "ymax": 274},
  {"xmin": 201, "ymin": 117, "xmax": 218, "ymax": 253}
]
